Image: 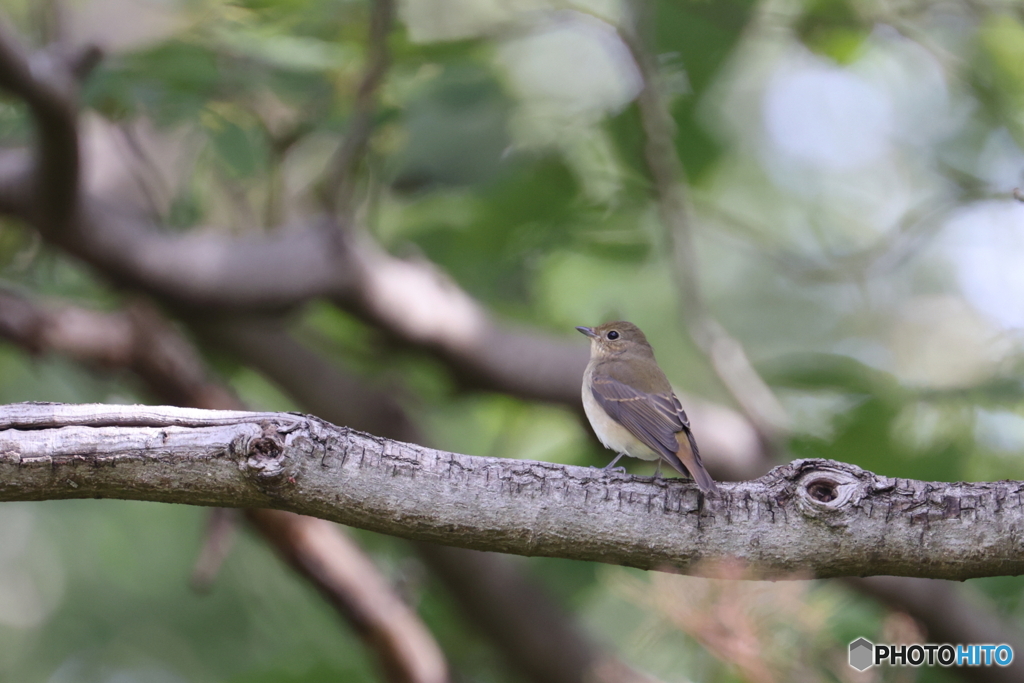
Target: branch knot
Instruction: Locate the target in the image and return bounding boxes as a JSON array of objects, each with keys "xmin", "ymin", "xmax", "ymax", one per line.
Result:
[
  {"xmin": 789, "ymin": 459, "xmax": 864, "ymax": 515},
  {"xmin": 240, "ymin": 424, "xmax": 289, "ymax": 478}
]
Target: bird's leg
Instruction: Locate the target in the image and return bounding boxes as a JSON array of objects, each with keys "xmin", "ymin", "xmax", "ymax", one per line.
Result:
[
  {"xmin": 602, "ymin": 452, "xmax": 628, "ymax": 474},
  {"xmin": 654, "ymin": 460, "xmax": 663, "ymax": 478}
]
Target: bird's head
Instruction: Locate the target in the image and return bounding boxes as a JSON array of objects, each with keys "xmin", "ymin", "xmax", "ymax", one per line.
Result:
[{"xmin": 576, "ymin": 321, "xmax": 654, "ymax": 359}]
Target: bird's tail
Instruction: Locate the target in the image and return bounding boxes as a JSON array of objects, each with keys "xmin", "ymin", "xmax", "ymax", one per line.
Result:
[{"xmin": 669, "ymin": 428, "xmax": 719, "ymax": 494}]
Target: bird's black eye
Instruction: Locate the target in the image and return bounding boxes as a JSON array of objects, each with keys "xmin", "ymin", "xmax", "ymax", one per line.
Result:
[{"xmin": 607, "ymin": 330, "xmax": 619, "ymax": 340}]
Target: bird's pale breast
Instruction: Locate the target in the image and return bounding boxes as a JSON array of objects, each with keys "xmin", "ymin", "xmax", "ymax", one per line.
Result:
[{"xmin": 581, "ymin": 369, "xmax": 660, "ymax": 461}]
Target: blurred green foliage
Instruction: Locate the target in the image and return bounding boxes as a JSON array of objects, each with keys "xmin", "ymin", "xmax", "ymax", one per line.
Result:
[
  {"xmin": 975, "ymin": 14, "xmax": 1024, "ymax": 147},
  {"xmin": 2, "ymin": 0, "xmax": 1024, "ymax": 681},
  {"xmin": 796, "ymin": 0, "xmax": 869, "ymax": 64}
]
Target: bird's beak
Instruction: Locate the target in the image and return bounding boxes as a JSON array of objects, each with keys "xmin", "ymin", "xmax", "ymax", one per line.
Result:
[{"xmin": 576, "ymin": 326, "xmax": 598, "ymax": 339}]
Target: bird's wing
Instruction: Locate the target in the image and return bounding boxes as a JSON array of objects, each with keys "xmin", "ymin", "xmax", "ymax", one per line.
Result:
[
  {"xmin": 670, "ymin": 393, "xmax": 691, "ymax": 429},
  {"xmin": 589, "ymin": 373, "xmax": 683, "ymax": 459}
]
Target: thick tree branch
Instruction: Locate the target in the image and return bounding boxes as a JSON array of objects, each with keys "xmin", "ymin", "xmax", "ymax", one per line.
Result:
[{"xmin": 2, "ymin": 402, "xmax": 1022, "ymax": 581}]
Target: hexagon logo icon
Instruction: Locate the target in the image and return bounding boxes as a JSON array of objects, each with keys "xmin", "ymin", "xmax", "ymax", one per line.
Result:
[{"xmin": 849, "ymin": 638, "xmax": 874, "ymax": 671}]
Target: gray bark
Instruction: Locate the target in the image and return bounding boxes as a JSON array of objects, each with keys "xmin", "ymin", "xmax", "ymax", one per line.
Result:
[{"xmin": 1, "ymin": 402, "xmax": 1021, "ymax": 580}]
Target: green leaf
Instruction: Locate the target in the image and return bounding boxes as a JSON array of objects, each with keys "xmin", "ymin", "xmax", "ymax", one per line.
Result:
[
  {"xmin": 795, "ymin": 0, "xmax": 870, "ymax": 64},
  {"xmin": 209, "ymin": 117, "xmax": 267, "ymax": 178}
]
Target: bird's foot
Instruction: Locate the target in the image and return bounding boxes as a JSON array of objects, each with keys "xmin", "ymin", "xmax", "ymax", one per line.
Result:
[{"xmin": 599, "ymin": 452, "xmax": 628, "ymax": 474}]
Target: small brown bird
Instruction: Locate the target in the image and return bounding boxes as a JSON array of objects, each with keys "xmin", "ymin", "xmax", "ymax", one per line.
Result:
[{"xmin": 577, "ymin": 321, "xmax": 719, "ymax": 494}]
